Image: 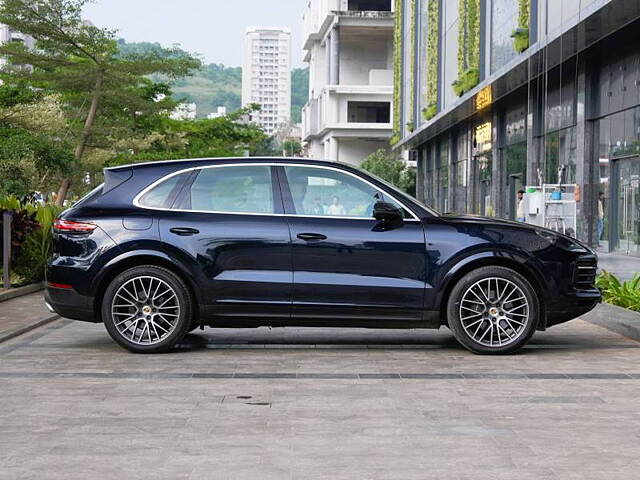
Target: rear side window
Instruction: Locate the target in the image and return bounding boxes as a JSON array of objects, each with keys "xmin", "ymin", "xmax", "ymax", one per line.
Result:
[
  {"xmin": 183, "ymin": 165, "xmax": 274, "ymax": 214},
  {"xmin": 138, "ymin": 172, "xmax": 189, "ymax": 209}
]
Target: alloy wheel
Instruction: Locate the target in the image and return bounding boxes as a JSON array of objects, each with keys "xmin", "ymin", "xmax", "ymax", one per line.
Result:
[
  {"xmin": 111, "ymin": 276, "xmax": 181, "ymax": 345},
  {"xmin": 458, "ymin": 277, "xmax": 530, "ymax": 348}
]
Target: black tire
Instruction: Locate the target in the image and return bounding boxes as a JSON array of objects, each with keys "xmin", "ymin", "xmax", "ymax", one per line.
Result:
[
  {"xmin": 102, "ymin": 265, "xmax": 193, "ymax": 353},
  {"xmin": 447, "ymin": 266, "xmax": 539, "ymax": 355}
]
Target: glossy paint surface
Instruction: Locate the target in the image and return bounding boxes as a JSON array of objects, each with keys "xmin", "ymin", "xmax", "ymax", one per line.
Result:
[{"xmin": 45, "ymin": 157, "xmax": 601, "ymax": 327}]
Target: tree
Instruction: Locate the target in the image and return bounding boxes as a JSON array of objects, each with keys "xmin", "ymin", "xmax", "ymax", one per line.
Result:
[
  {"xmin": 283, "ymin": 139, "xmax": 302, "ymax": 157},
  {"xmin": 0, "ymin": 0, "xmax": 201, "ymax": 204},
  {"xmin": 361, "ymin": 149, "xmax": 417, "ymax": 196},
  {"xmin": 0, "ymin": 82, "xmax": 74, "ymax": 197},
  {"xmin": 291, "ymin": 67, "xmax": 309, "ymax": 124},
  {"xmin": 109, "ymin": 105, "xmax": 269, "ymax": 165}
]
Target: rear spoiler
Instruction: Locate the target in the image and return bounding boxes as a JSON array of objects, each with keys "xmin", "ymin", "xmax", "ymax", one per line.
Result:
[{"xmin": 104, "ymin": 165, "xmax": 133, "ymax": 194}]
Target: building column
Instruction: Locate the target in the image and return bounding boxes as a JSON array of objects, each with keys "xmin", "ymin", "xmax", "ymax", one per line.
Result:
[
  {"xmin": 328, "ymin": 136, "xmax": 339, "ymax": 162},
  {"xmin": 329, "ymin": 27, "xmax": 340, "ymax": 85},
  {"xmin": 491, "ymin": 109, "xmax": 501, "ymax": 217},
  {"xmin": 416, "ymin": 148, "xmax": 426, "ymax": 203},
  {"xmin": 575, "ymin": 58, "xmax": 598, "ymax": 247}
]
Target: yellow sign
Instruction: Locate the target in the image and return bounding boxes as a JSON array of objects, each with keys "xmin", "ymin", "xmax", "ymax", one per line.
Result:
[
  {"xmin": 475, "ymin": 122, "xmax": 492, "ymax": 151},
  {"xmin": 475, "ymin": 86, "xmax": 492, "ymax": 111}
]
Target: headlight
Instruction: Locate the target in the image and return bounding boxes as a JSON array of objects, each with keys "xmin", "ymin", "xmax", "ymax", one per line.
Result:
[{"xmin": 534, "ymin": 229, "xmax": 589, "ymax": 253}]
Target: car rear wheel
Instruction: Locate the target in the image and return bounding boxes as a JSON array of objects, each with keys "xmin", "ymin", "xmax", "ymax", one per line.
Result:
[
  {"xmin": 102, "ymin": 266, "xmax": 193, "ymax": 353},
  {"xmin": 447, "ymin": 266, "xmax": 539, "ymax": 354}
]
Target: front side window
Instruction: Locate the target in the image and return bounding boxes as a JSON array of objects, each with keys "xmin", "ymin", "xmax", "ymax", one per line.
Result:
[
  {"xmin": 182, "ymin": 166, "xmax": 274, "ymax": 214},
  {"xmin": 283, "ymin": 166, "xmax": 407, "ymax": 219}
]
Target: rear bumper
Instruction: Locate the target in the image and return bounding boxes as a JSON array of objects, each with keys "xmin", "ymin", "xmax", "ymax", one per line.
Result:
[
  {"xmin": 44, "ymin": 285, "xmax": 99, "ymax": 323},
  {"xmin": 546, "ymin": 287, "xmax": 601, "ymax": 327}
]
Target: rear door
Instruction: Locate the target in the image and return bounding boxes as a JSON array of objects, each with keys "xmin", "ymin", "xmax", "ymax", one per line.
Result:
[
  {"xmin": 277, "ymin": 165, "xmax": 427, "ymax": 322},
  {"xmin": 149, "ymin": 164, "xmax": 292, "ymax": 321}
]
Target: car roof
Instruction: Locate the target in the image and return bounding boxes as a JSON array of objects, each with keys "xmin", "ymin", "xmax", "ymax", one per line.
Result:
[{"xmin": 105, "ymin": 157, "xmax": 356, "ymax": 173}]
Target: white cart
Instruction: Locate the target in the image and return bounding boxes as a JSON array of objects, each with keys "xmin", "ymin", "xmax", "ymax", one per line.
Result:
[{"xmin": 522, "ymin": 184, "xmax": 577, "ymax": 237}]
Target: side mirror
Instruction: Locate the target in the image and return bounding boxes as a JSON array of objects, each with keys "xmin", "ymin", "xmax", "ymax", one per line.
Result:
[{"xmin": 373, "ymin": 201, "xmax": 403, "ymax": 226}]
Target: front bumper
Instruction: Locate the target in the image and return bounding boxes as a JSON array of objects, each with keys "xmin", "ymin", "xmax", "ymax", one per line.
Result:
[
  {"xmin": 546, "ymin": 287, "xmax": 601, "ymax": 327},
  {"xmin": 44, "ymin": 285, "xmax": 99, "ymax": 323}
]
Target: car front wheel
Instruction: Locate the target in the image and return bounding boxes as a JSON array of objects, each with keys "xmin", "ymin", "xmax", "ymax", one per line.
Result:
[
  {"xmin": 102, "ymin": 266, "xmax": 193, "ymax": 353},
  {"xmin": 447, "ymin": 266, "xmax": 539, "ymax": 354}
]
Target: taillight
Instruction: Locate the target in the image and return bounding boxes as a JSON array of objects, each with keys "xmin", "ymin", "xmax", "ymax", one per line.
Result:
[{"xmin": 53, "ymin": 219, "xmax": 97, "ymax": 233}]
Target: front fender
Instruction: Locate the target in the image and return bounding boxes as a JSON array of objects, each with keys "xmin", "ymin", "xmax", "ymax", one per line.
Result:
[{"xmin": 431, "ymin": 248, "xmax": 549, "ymax": 309}]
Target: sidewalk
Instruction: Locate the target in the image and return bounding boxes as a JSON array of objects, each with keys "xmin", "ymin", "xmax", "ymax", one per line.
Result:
[
  {"xmin": 0, "ymin": 291, "xmax": 59, "ymax": 343},
  {"xmin": 597, "ymin": 251, "xmax": 640, "ymax": 282}
]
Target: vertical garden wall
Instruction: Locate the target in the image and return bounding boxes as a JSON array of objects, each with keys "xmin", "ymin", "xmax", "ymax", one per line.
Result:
[
  {"xmin": 392, "ymin": 0, "xmax": 403, "ymax": 145},
  {"xmin": 423, "ymin": 0, "xmax": 440, "ymax": 120},
  {"xmin": 407, "ymin": 0, "xmax": 416, "ymax": 132},
  {"xmin": 452, "ymin": 0, "xmax": 480, "ymax": 97},
  {"xmin": 511, "ymin": 0, "xmax": 531, "ymax": 53}
]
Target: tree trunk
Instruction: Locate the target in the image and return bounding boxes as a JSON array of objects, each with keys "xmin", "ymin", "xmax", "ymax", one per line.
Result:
[{"xmin": 55, "ymin": 70, "xmax": 104, "ymax": 206}]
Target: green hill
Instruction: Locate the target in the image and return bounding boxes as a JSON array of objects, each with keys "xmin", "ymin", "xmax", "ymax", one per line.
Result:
[{"xmin": 118, "ymin": 40, "xmax": 308, "ymax": 122}]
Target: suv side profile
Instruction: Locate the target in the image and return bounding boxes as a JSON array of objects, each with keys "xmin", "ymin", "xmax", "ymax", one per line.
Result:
[{"xmin": 45, "ymin": 158, "xmax": 601, "ymax": 354}]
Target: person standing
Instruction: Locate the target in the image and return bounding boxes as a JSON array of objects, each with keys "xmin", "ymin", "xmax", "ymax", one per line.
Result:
[
  {"xmin": 516, "ymin": 190, "xmax": 526, "ymax": 223},
  {"xmin": 597, "ymin": 191, "xmax": 605, "ymax": 246},
  {"xmin": 326, "ymin": 195, "xmax": 347, "ymax": 216}
]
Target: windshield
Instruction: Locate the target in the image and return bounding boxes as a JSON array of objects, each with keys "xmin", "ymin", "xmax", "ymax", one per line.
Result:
[{"xmin": 359, "ymin": 168, "xmax": 440, "ymax": 216}]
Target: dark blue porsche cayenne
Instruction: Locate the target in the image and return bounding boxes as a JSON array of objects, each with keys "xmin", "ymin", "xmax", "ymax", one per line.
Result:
[{"xmin": 45, "ymin": 158, "xmax": 601, "ymax": 354}]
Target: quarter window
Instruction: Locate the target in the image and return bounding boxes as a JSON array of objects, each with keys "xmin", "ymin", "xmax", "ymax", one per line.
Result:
[
  {"xmin": 283, "ymin": 166, "xmax": 408, "ymax": 219},
  {"xmin": 183, "ymin": 166, "xmax": 274, "ymax": 214},
  {"xmin": 138, "ymin": 172, "xmax": 189, "ymax": 209}
]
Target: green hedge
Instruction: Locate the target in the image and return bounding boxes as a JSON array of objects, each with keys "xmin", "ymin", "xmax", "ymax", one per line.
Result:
[
  {"xmin": 0, "ymin": 195, "xmax": 63, "ymax": 287},
  {"xmin": 597, "ymin": 271, "xmax": 640, "ymax": 312}
]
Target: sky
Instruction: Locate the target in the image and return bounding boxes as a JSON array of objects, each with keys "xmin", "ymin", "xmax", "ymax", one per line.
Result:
[{"xmin": 83, "ymin": 0, "xmax": 306, "ymax": 67}]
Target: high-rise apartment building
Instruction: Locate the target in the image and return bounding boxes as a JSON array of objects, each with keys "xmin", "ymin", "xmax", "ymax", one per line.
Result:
[
  {"xmin": 301, "ymin": 0, "xmax": 395, "ymax": 165},
  {"xmin": 242, "ymin": 27, "xmax": 292, "ymax": 136}
]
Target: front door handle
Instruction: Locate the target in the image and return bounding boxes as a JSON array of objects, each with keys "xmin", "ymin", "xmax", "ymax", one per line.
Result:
[
  {"xmin": 170, "ymin": 227, "xmax": 200, "ymax": 236},
  {"xmin": 297, "ymin": 232, "xmax": 327, "ymax": 241}
]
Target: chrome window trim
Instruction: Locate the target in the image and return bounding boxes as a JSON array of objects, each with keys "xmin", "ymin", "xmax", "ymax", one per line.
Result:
[{"xmin": 132, "ymin": 162, "xmax": 421, "ymax": 222}]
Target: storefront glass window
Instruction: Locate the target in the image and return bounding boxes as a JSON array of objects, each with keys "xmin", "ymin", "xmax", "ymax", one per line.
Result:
[
  {"xmin": 544, "ymin": 126, "xmax": 576, "ymax": 185},
  {"xmin": 490, "ymin": 0, "xmax": 519, "ymax": 74},
  {"xmin": 438, "ymin": 139, "xmax": 450, "ymax": 212}
]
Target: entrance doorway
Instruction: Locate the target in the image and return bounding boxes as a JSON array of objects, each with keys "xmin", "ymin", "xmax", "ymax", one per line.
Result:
[
  {"xmin": 611, "ymin": 157, "xmax": 640, "ymax": 257},
  {"xmin": 473, "ymin": 153, "xmax": 492, "ymax": 215}
]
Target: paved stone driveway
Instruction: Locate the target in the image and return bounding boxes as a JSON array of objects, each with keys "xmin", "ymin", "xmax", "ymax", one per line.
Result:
[{"xmin": 1, "ymin": 317, "xmax": 639, "ymax": 479}]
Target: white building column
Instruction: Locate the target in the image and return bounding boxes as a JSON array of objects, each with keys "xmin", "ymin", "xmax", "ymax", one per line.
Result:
[
  {"xmin": 329, "ymin": 27, "xmax": 340, "ymax": 85},
  {"xmin": 328, "ymin": 136, "xmax": 339, "ymax": 162}
]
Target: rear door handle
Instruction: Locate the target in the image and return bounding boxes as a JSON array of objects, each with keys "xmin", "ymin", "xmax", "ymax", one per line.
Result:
[
  {"xmin": 297, "ymin": 232, "xmax": 327, "ymax": 241},
  {"xmin": 170, "ymin": 227, "xmax": 200, "ymax": 236}
]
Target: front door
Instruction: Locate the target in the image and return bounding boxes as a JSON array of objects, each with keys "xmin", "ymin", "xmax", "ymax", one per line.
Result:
[
  {"xmin": 278, "ymin": 165, "xmax": 427, "ymax": 322},
  {"xmin": 157, "ymin": 164, "xmax": 292, "ymax": 320},
  {"xmin": 613, "ymin": 158, "xmax": 640, "ymax": 256}
]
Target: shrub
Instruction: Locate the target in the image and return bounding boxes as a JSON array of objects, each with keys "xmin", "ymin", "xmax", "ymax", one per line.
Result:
[
  {"xmin": 0, "ymin": 197, "xmax": 62, "ymax": 286},
  {"xmin": 596, "ymin": 271, "xmax": 640, "ymax": 312}
]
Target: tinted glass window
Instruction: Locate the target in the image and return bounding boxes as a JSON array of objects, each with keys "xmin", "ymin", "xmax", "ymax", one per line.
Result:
[
  {"xmin": 188, "ymin": 166, "xmax": 274, "ymax": 214},
  {"xmin": 284, "ymin": 166, "xmax": 406, "ymax": 219},
  {"xmin": 138, "ymin": 173, "xmax": 188, "ymax": 208}
]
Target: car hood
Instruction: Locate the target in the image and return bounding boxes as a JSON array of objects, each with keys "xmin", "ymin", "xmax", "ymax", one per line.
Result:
[{"xmin": 441, "ymin": 214, "xmax": 532, "ymax": 228}]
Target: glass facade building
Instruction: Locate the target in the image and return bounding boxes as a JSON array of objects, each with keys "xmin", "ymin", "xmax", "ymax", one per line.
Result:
[{"xmin": 394, "ymin": 0, "xmax": 640, "ymax": 258}]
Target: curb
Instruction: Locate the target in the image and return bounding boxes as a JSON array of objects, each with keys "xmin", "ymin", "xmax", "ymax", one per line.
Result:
[
  {"xmin": 581, "ymin": 303, "xmax": 640, "ymax": 343},
  {"xmin": 0, "ymin": 282, "xmax": 44, "ymax": 303},
  {"xmin": 0, "ymin": 314, "xmax": 60, "ymax": 344}
]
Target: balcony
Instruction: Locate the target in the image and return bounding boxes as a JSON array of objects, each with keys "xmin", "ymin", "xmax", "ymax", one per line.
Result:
[{"xmin": 303, "ymin": 84, "xmax": 392, "ymax": 141}]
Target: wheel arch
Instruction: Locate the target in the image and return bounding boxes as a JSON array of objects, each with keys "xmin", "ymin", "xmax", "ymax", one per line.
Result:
[
  {"xmin": 92, "ymin": 250, "xmax": 201, "ymax": 325},
  {"xmin": 436, "ymin": 252, "xmax": 548, "ymax": 329}
]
